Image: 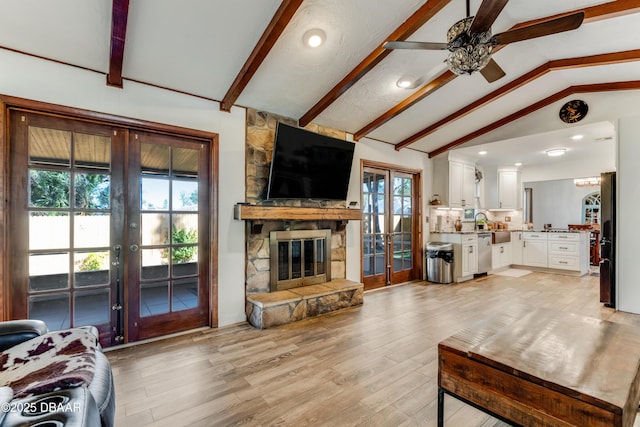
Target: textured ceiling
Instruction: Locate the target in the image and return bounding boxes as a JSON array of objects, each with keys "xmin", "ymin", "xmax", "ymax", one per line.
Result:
[{"xmin": 1, "ymin": 0, "xmax": 639, "ymax": 169}]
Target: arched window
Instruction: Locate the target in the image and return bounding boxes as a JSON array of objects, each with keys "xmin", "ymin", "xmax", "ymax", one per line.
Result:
[{"xmin": 582, "ymin": 192, "xmax": 601, "ymax": 225}]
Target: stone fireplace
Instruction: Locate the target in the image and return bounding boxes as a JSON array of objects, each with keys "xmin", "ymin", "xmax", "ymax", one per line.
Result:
[{"xmin": 241, "ymin": 109, "xmax": 363, "ymax": 329}]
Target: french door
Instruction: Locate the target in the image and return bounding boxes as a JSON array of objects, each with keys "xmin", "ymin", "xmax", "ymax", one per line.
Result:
[
  {"xmin": 362, "ymin": 165, "xmax": 421, "ymax": 290},
  {"xmin": 8, "ymin": 111, "xmax": 211, "ymax": 346}
]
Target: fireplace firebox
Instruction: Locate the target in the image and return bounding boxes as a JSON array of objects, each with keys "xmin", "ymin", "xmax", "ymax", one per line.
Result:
[{"xmin": 269, "ymin": 229, "xmax": 332, "ymax": 292}]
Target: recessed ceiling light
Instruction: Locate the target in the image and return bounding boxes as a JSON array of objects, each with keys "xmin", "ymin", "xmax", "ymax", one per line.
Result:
[
  {"xmin": 478, "ymin": 150, "xmax": 487, "ymax": 155},
  {"xmin": 546, "ymin": 148, "xmax": 567, "ymax": 157},
  {"xmin": 571, "ymin": 134, "xmax": 584, "ymax": 140},
  {"xmin": 303, "ymin": 29, "xmax": 326, "ymax": 48},
  {"xmin": 396, "ymin": 78, "xmax": 413, "ymax": 88},
  {"xmin": 515, "ymin": 162, "xmax": 522, "ymax": 166}
]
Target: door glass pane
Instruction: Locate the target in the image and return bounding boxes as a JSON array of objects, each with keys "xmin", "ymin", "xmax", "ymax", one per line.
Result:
[
  {"xmin": 173, "ymin": 180, "xmax": 198, "ymax": 211},
  {"xmin": 29, "ymin": 294, "xmax": 70, "ymax": 330},
  {"xmin": 29, "ymin": 212, "xmax": 69, "ymax": 250},
  {"xmin": 74, "ymin": 213, "xmax": 110, "ymax": 248},
  {"xmin": 374, "ymin": 252, "xmax": 385, "ymax": 275},
  {"xmin": 29, "ymin": 170, "xmax": 70, "ymax": 208},
  {"xmin": 141, "ymin": 249, "xmax": 169, "ymax": 280},
  {"xmin": 363, "ymin": 256, "xmax": 373, "ymax": 277},
  {"xmin": 140, "ymin": 282, "xmax": 169, "ymax": 316},
  {"xmin": 172, "ymin": 278, "xmax": 198, "ymax": 311},
  {"xmin": 29, "ymin": 253, "xmax": 69, "ymax": 291},
  {"xmin": 141, "ymin": 143, "xmax": 170, "ymax": 175},
  {"xmin": 141, "ymin": 213, "xmax": 170, "ymax": 246},
  {"xmin": 141, "ymin": 177, "xmax": 169, "ymax": 211},
  {"xmin": 172, "ymin": 147, "xmax": 198, "ymax": 177},
  {"xmin": 74, "ymin": 251, "xmax": 110, "ymax": 286},
  {"xmin": 172, "ymin": 247, "xmax": 198, "ymax": 276},
  {"xmin": 74, "ymin": 133, "xmax": 110, "ymax": 169},
  {"xmin": 74, "ymin": 173, "xmax": 110, "ymax": 209},
  {"xmin": 29, "ymin": 127, "xmax": 71, "ymax": 167},
  {"xmin": 74, "ymin": 289, "xmax": 110, "ymax": 326},
  {"xmin": 172, "ymin": 214, "xmax": 198, "ymax": 244}
]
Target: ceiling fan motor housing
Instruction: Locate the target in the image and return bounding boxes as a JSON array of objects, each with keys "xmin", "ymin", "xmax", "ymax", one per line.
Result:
[{"xmin": 446, "ymin": 16, "xmax": 494, "ymax": 75}]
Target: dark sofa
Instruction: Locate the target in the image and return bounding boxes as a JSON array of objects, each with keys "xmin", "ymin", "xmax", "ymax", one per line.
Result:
[{"xmin": 0, "ymin": 320, "xmax": 115, "ymax": 427}]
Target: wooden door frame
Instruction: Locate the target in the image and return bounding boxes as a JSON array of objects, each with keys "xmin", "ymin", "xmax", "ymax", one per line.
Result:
[
  {"xmin": 0, "ymin": 94, "xmax": 219, "ymax": 332},
  {"xmin": 360, "ymin": 160, "xmax": 423, "ymax": 288}
]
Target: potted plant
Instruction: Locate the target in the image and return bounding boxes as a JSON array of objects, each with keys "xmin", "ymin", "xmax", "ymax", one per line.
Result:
[{"xmin": 476, "ymin": 218, "xmax": 486, "ymax": 230}]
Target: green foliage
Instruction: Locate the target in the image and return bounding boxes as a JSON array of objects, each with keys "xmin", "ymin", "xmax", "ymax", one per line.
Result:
[
  {"xmin": 77, "ymin": 253, "xmax": 107, "ymax": 272},
  {"xmin": 29, "ymin": 170, "xmax": 70, "ymax": 209},
  {"xmin": 167, "ymin": 226, "xmax": 197, "ymax": 264}
]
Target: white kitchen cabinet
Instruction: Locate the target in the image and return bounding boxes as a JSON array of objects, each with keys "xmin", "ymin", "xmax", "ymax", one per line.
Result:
[
  {"xmin": 522, "ymin": 232, "xmax": 548, "ymax": 267},
  {"xmin": 497, "ymin": 169, "xmax": 519, "ymax": 209},
  {"xmin": 491, "ymin": 242, "xmax": 512, "ymax": 270},
  {"xmin": 433, "ymin": 154, "xmax": 476, "ymax": 208},
  {"xmin": 547, "ymin": 232, "xmax": 589, "ymax": 275},
  {"xmin": 462, "ymin": 237, "xmax": 478, "ymax": 277},
  {"xmin": 511, "ymin": 232, "xmax": 523, "ymax": 265}
]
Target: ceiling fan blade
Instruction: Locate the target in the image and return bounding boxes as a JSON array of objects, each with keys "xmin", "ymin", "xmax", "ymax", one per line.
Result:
[
  {"xmin": 480, "ymin": 58, "xmax": 506, "ymax": 83},
  {"xmin": 493, "ymin": 12, "xmax": 585, "ymax": 45},
  {"xmin": 383, "ymin": 41, "xmax": 448, "ymax": 50},
  {"xmin": 469, "ymin": 0, "xmax": 509, "ymax": 34}
]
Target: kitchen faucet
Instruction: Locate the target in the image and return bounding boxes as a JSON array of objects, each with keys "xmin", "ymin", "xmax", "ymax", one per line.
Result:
[{"xmin": 474, "ymin": 212, "xmax": 488, "ymax": 231}]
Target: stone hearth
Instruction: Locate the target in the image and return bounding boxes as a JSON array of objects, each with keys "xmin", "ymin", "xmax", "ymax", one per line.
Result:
[{"xmin": 246, "ymin": 279, "xmax": 363, "ymax": 329}]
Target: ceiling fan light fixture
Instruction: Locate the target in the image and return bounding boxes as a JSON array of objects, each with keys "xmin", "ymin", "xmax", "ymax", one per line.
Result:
[
  {"xmin": 445, "ymin": 16, "xmax": 494, "ymax": 76},
  {"xmin": 303, "ymin": 29, "xmax": 326, "ymax": 48}
]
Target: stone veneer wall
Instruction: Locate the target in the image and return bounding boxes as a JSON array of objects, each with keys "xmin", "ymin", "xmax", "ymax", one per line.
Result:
[{"xmin": 245, "ymin": 109, "xmax": 351, "ymax": 294}]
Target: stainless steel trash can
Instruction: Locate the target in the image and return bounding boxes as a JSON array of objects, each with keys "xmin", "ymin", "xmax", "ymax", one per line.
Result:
[{"xmin": 426, "ymin": 242, "xmax": 453, "ymax": 284}]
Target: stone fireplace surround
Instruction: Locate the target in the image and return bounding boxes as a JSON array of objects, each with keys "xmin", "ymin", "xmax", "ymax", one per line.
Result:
[{"xmin": 242, "ymin": 109, "xmax": 363, "ymax": 328}]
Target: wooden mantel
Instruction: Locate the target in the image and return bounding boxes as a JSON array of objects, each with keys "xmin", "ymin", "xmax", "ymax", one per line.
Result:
[{"xmin": 234, "ymin": 204, "xmax": 362, "ymax": 221}]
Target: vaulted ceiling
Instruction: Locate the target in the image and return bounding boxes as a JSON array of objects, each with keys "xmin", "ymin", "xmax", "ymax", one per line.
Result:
[{"xmin": 2, "ymin": 0, "xmax": 639, "ymax": 163}]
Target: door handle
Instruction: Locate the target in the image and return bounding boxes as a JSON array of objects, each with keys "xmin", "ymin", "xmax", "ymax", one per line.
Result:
[{"xmin": 129, "ymin": 244, "xmax": 139, "ymax": 252}]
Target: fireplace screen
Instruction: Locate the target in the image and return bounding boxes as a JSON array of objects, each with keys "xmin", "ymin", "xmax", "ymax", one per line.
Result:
[{"xmin": 270, "ymin": 229, "xmax": 332, "ymax": 292}]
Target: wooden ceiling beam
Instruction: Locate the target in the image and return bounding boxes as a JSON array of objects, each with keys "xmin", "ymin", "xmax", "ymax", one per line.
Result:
[
  {"xmin": 106, "ymin": 0, "xmax": 130, "ymax": 88},
  {"xmin": 356, "ymin": 1, "xmax": 640, "ymax": 146},
  {"xmin": 298, "ymin": 0, "xmax": 452, "ymax": 127},
  {"xmin": 220, "ymin": 0, "xmax": 304, "ymax": 112},
  {"xmin": 427, "ymin": 80, "xmax": 640, "ymax": 158},
  {"xmin": 394, "ymin": 49, "xmax": 640, "ymax": 150}
]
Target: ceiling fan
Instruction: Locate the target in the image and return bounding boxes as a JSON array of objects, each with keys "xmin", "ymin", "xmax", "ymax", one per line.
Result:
[{"xmin": 383, "ymin": 0, "xmax": 584, "ymax": 83}]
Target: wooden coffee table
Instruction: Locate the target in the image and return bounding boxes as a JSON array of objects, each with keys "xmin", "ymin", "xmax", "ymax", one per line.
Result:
[{"xmin": 438, "ymin": 304, "xmax": 640, "ymax": 427}]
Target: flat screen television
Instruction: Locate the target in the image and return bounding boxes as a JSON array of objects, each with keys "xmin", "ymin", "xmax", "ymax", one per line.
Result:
[{"xmin": 266, "ymin": 122, "xmax": 355, "ymax": 200}]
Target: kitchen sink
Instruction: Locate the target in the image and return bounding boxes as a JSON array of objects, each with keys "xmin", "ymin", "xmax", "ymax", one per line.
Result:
[{"xmin": 492, "ymin": 230, "xmax": 511, "ymax": 244}]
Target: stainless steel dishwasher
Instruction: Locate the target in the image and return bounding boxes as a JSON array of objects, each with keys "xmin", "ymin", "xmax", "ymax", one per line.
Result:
[{"xmin": 477, "ymin": 232, "xmax": 492, "ymax": 274}]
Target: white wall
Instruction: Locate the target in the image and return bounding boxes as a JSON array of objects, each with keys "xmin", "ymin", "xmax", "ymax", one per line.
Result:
[
  {"xmin": 617, "ymin": 116, "xmax": 640, "ymax": 314},
  {"xmin": 346, "ymin": 138, "xmax": 432, "ymax": 281},
  {"xmin": 523, "ymin": 179, "xmax": 598, "ymax": 230},
  {"xmin": 0, "ymin": 49, "xmax": 248, "ymax": 326}
]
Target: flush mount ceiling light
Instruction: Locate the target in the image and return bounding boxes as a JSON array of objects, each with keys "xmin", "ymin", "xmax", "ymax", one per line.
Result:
[
  {"xmin": 571, "ymin": 134, "xmax": 584, "ymax": 140},
  {"xmin": 478, "ymin": 150, "xmax": 487, "ymax": 155},
  {"xmin": 546, "ymin": 148, "xmax": 567, "ymax": 157},
  {"xmin": 515, "ymin": 162, "xmax": 522, "ymax": 166},
  {"xmin": 303, "ymin": 29, "xmax": 326, "ymax": 48},
  {"xmin": 396, "ymin": 76, "xmax": 419, "ymax": 89}
]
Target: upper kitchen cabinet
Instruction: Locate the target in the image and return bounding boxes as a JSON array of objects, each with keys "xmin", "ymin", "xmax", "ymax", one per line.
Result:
[
  {"xmin": 497, "ymin": 168, "xmax": 520, "ymax": 209},
  {"xmin": 433, "ymin": 153, "xmax": 476, "ymax": 208},
  {"xmin": 481, "ymin": 166, "xmax": 521, "ymax": 210}
]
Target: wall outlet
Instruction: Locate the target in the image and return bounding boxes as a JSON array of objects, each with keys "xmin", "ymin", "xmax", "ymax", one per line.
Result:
[{"xmin": 505, "ymin": 216, "xmax": 511, "ymax": 222}]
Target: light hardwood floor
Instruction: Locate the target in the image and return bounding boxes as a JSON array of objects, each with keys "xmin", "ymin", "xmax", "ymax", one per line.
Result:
[{"xmin": 107, "ymin": 270, "xmax": 640, "ymax": 426}]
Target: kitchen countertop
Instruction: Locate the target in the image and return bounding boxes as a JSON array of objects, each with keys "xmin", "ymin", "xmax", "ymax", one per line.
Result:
[{"xmin": 430, "ymin": 229, "xmax": 588, "ymax": 234}]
